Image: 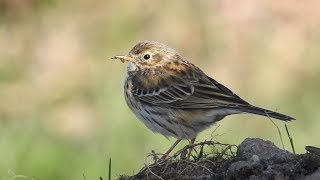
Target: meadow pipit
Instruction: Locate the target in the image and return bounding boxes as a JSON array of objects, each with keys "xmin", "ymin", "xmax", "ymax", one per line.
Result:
[{"xmin": 112, "ymin": 41, "xmax": 294, "ymax": 159}]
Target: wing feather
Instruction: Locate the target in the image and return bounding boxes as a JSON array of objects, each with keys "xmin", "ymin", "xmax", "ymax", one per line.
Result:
[
  {"xmin": 137, "ymin": 84, "xmax": 193, "ymax": 104},
  {"xmin": 132, "ymin": 67, "xmax": 250, "ymax": 109}
]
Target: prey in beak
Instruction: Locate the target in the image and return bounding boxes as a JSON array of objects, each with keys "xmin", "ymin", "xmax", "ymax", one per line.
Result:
[{"xmin": 111, "ymin": 55, "xmax": 134, "ymax": 63}]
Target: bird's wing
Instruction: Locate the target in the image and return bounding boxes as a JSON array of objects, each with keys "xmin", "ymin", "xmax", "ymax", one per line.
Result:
[
  {"xmin": 132, "ymin": 66, "xmax": 250, "ymax": 109},
  {"xmin": 132, "ymin": 83, "xmax": 195, "ymax": 104},
  {"xmin": 171, "ymin": 76, "xmax": 250, "ymax": 108}
]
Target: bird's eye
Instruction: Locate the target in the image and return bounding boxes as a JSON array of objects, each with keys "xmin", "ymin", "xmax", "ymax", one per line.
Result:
[{"xmin": 143, "ymin": 54, "xmax": 151, "ymax": 60}]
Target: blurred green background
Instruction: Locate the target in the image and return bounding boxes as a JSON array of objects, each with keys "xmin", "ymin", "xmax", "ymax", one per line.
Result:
[{"xmin": 1, "ymin": 0, "xmax": 320, "ymax": 179}]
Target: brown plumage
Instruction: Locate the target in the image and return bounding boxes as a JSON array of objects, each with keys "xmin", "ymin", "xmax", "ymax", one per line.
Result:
[{"xmin": 112, "ymin": 41, "xmax": 295, "ymax": 159}]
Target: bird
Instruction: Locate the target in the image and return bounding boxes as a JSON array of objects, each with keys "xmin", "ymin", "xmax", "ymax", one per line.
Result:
[{"xmin": 112, "ymin": 41, "xmax": 295, "ymax": 159}]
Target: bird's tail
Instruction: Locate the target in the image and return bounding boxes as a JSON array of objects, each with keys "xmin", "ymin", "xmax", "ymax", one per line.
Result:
[{"xmin": 237, "ymin": 105, "xmax": 295, "ymax": 122}]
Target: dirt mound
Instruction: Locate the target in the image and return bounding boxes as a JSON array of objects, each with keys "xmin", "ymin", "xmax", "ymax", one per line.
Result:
[{"xmin": 119, "ymin": 138, "xmax": 320, "ymax": 180}]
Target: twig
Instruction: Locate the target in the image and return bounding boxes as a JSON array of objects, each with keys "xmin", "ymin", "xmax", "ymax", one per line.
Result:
[
  {"xmin": 145, "ymin": 163, "xmax": 164, "ymax": 180},
  {"xmin": 176, "ymin": 158, "xmax": 214, "ymax": 175},
  {"xmin": 172, "ymin": 141, "xmax": 237, "ymax": 159}
]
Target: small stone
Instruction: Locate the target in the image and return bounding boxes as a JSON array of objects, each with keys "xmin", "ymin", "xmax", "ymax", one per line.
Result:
[
  {"xmin": 237, "ymin": 138, "xmax": 294, "ymax": 162},
  {"xmin": 251, "ymin": 155, "xmax": 260, "ymax": 163}
]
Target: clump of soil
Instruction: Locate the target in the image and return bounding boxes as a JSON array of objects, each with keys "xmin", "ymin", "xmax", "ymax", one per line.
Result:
[{"xmin": 119, "ymin": 138, "xmax": 320, "ymax": 180}]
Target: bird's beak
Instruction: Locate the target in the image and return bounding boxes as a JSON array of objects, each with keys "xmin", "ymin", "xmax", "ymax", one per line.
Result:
[{"xmin": 111, "ymin": 55, "xmax": 134, "ymax": 63}]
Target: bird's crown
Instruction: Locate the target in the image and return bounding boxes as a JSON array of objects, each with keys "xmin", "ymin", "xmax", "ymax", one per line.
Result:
[{"xmin": 113, "ymin": 41, "xmax": 187, "ymax": 69}]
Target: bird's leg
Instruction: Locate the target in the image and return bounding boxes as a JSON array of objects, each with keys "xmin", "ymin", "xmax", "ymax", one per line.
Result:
[
  {"xmin": 187, "ymin": 138, "xmax": 196, "ymax": 159},
  {"xmin": 161, "ymin": 139, "xmax": 181, "ymax": 160}
]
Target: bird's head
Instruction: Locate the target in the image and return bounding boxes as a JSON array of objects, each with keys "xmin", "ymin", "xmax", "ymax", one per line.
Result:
[{"xmin": 112, "ymin": 41, "xmax": 185, "ymax": 70}]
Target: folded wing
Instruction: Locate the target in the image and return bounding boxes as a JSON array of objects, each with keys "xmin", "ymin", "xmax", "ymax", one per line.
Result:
[{"xmin": 132, "ymin": 67, "xmax": 250, "ymax": 109}]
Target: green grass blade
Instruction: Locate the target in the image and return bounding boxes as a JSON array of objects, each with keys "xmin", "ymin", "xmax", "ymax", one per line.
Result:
[
  {"xmin": 285, "ymin": 124, "xmax": 296, "ymax": 154},
  {"xmin": 108, "ymin": 158, "xmax": 112, "ymax": 180}
]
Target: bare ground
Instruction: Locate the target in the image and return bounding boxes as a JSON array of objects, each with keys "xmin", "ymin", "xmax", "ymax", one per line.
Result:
[{"xmin": 119, "ymin": 138, "xmax": 320, "ymax": 180}]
